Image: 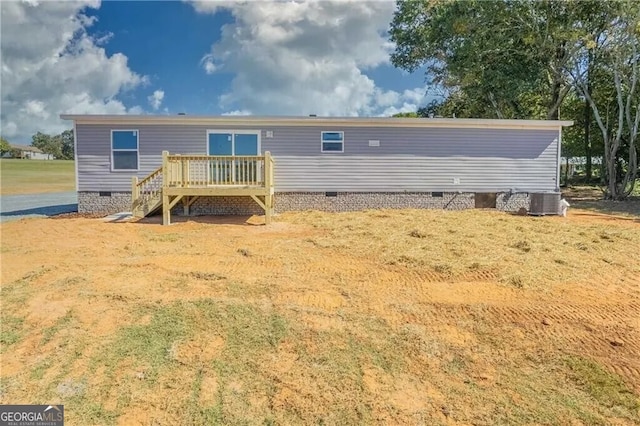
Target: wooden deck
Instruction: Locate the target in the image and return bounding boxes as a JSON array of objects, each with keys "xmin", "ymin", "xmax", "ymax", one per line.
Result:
[{"xmin": 132, "ymin": 151, "xmax": 274, "ymax": 225}]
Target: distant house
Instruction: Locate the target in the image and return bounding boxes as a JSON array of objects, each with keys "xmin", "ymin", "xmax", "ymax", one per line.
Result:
[
  {"xmin": 560, "ymin": 156, "xmax": 603, "ymax": 177},
  {"xmin": 61, "ymin": 114, "xmax": 573, "ymax": 223},
  {"xmin": 4, "ymin": 144, "xmax": 53, "ymax": 160}
]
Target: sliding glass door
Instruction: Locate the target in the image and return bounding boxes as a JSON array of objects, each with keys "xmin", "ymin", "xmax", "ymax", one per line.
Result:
[{"xmin": 207, "ymin": 131, "xmax": 260, "ymax": 184}]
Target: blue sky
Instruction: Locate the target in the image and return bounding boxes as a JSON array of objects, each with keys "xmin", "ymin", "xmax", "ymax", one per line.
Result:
[
  {"xmin": 1, "ymin": 0, "xmax": 431, "ymax": 142},
  {"xmin": 84, "ymin": 1, "xmax": 236, "ymax": 114}
]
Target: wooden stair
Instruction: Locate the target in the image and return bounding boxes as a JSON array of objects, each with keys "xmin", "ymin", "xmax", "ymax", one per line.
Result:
[
  {"xmin": 132, "ymin": 192, "xmax": 162, "ymax": 217},
  {"xmin": 131, "ymin": 166, "xmax": 163, "ymax": 218}
]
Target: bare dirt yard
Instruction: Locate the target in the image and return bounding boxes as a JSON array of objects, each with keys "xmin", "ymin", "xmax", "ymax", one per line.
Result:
[{"xmin": 1, "ymin": 209, "xmax": 639, "ymax": 425}]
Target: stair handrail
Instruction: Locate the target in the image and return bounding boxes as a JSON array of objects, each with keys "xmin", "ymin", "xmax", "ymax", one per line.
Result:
[{"xmin": 131, "ymin": 166, "xmax": 163, "ymax": 214}]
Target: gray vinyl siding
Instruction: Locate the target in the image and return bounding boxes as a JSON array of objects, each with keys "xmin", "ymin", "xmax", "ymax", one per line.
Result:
[{"xmin": 76, "ymin": 123, "xmax": 559, "ymax": 192}]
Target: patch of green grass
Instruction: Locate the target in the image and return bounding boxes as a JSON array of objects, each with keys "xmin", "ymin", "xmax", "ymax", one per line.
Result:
[
  {"xmin": 103, "ymin": 303, "xmax": 189, "ymax": 379},
  {"xmin": 495, "ymin": 370, "xmax": 603, "ymax": 425},
  {"xmin": 30, "ymin": 358, "xmax": 53, "ymax": 380},
  {"xmin": 444, "ymin": 353, "xmax": 470, "ymax": 374},
  {"xmin": 2, "ymin": 267, "xmax": 53, "ymax": 307},
  {"xmin": 65, "ymin": 395, "xmax": 118, "ymax": 426},
  {"xmin": 0, "ymin": 159, "xmax": 75, "ymax": 195},
  {"xmin": 225, "ymin": 280, "xmax": 272, "ymax": 300},
  {"xmin": 0, "ymin": 315, "xmax": 24, "ymax": 349},
  {"xmin": 355, "ymin": 317, "xmax": 407, "ymax": 373},
  {"xmin": 221, "ymin": 303, "xmax": 288, "ymax": 355},
  {"xmin": 187, "ymin": 368, "xmax": 205, "ymax": 419},
  {"xmin": 184, "ymin": 367, "xmax": 229, "ymax": 425},
  {"xmin": 565, "ymin": 356, "xmax": 640, "ymax": 412},
  {"xmin": 491, "ymin": 383, "xmax": 595, "ymax": 425},
  {"xmin": 194, "ymin": 300, "xmax": 298, "ymax": 422},
  {"xmin": 468, "ymin": 354, "xmax": 640, "ymax": 425},
  {"xmin": 21, "ymin": 300, "xmax": 285, "ymax": 423},
  {"xmin": 41, "ymin": 310, "xmax": 74, "ymax": 345}
]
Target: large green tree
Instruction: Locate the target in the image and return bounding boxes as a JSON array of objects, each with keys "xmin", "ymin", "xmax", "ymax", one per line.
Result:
[
  {"xmin": 389, "ymin": 0, "xmax": 637, "ymax": 198},
  {"xmin": 0, "ymin": 137, "xmax": 11, "ymax": 155},
  {"xmin": 390, "ymin": 0, "xmax": 582, "ymax": 120},
  {"xmin": 59, "ymin": 129, "xmax": 74, "ymax": 160},
  {"xmin": 32, "ymin": 132, "xmax": 60, "ymax": 158},
  {"xmin": 31, "ymin": 130, "xmax": 74, "ymax": 160},
  {"xmin": 568, "ymin": 3, "xmax": 640, "ymax": 198}
]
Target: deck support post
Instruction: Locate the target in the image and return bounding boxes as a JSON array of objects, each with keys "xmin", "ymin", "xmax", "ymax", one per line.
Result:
[
  {"xmin": 182, "ymin": 196, "xmax": 190, "ymax": 216},
  {"xmin": 162, "ymin": 194, "xmax": 170, "ymax": 225},
  {"xmin": 162, "ymin": 150, "xmax": 170, "ymax": 225},
  {"xmin": 131, "ymin": 176, "xmax": 139, "ymax": 216},
  {"xmin": 265, "ymin": 193, "xmax": 273, "ymax": 225},
  {"xmin": 264, "ymin": 151, "xmax": 274, "ymax": 225}
]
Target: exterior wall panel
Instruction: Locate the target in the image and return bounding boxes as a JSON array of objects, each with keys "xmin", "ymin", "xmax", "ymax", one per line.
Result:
[{"xmin": 76, "ymin": 123, "xmax": 559, "ymax": 193}]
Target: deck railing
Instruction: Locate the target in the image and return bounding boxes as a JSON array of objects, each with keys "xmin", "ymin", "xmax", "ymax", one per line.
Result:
[
  {"xmin": 131, "ymin": 151, "xmax": 274, "ymax": 222},
  {"xmin": 164, "ymin": 153, "xmax": 271, "ymax": 187}
]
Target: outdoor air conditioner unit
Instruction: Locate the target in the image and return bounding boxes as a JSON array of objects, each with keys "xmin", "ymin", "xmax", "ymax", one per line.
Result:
[{"xmin": 529, "ymin": 192, "xmax": 561, "ymax": 216}]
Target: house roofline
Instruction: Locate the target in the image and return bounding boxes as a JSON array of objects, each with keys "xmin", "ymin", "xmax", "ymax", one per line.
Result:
[
  {"xmin": 10, "ymin": 144, "xmax": 43, "ymax": 153},
  {"xmin": 60, "ymin": 114, "xmax": 573, "ymax": 130}
]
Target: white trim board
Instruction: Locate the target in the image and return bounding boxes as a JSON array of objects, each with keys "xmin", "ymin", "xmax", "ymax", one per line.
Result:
[{"xmin": 61, "ymin": 115, "xmax": 573, "ymax": 131}]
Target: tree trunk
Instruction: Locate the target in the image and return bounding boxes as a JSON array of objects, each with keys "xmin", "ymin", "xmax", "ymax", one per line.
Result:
[
  {"xmin": 547, "ymin": 44, "xmax": 568, "ymax": 121},
  {"xmin": 620, "ymin": 143, "xmax": 638, "ymax": 197},
  {"xmin": 548, "ymin": 77, "xmax": 561, "ymax": 120},
  {"xmin": 606, "ymin": 144, "xmax": 617, "ymax": 199},
  {"xmin": 583, "ymin": 98, "xmax": 593, "ymax": 181},
  {"xmin": 584, "ymin": 51, "xmax": 592, "ymax": 181}
]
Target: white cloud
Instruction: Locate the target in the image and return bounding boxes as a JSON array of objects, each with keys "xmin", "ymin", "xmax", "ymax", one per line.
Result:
[
  {"xmin": 0, "ymin": 1, "xmax": 146, "ymax": 142},
  {"xmin": 148, "ymin": 90, "xmax": 165, "ymax": 110},
  {"xmin": 401, "ymin": 87, "xmax": 429, "ymax": 105},
  {"xmin": 221, "ymin": 109, "xmax": 252, "ymax": 116},
  {"xmin": 190, "ymin": 0, "xmax": 429, "ymax": 117},
  {"xmin": 20, "ymin": 100, "xmax": 50, "ymax": 120},
  {"xmin": 377, "ymin": 88, "xmax": 434, "ymax": 117},
  {"xmin": 201, "ymin": 54, "xmax": 219, "ymax": 74}
]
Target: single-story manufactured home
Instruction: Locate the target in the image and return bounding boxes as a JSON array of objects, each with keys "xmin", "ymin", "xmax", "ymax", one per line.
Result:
[
  {"xmin": 3, "ymin": 144, "xmax": 53, "ymax": 160},
  {"xmin": 60, "ymin": 114, "xmax": 572, "ymax": 224}
]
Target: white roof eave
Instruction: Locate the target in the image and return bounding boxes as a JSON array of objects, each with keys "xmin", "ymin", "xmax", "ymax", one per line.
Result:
[{"xmin": 59, "ymin": 114, "xmax": 573, "ymax": 130}]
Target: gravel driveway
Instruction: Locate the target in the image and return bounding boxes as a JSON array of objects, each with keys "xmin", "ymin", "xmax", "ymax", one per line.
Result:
[{"xmin": 0, "ymin": 192, "xmax": 77, "ymax": 223}]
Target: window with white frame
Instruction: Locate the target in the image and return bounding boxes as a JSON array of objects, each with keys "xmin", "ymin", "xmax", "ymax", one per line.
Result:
[
  {"xmin": 321, "ymin": 131, "xmax": 344, "ymax": 153},
  {"xmin": 111, "ymin": 130, "xmax": 139, "ymax": 170}
]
